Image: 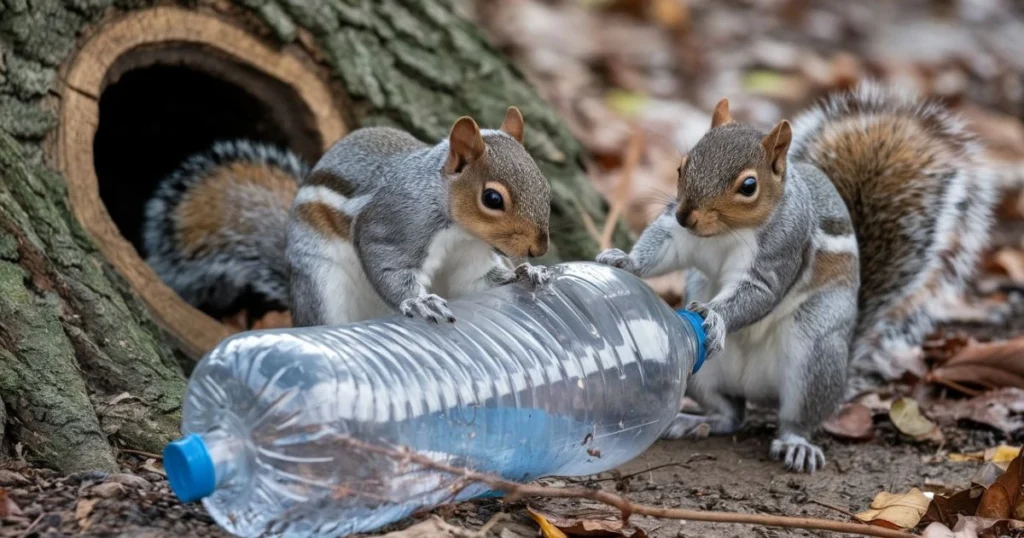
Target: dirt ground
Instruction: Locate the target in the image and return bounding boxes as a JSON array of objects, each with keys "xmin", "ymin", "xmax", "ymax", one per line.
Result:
[{"xmin": 1, "ymin": 409, "xmax": 1020, "ymax": 538}]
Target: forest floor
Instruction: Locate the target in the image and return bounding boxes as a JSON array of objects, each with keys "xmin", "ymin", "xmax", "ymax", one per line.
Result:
[
  {"xmin": 4, "ymin": 0, "xmax": 1024, "ymax": 537},
  {"xmin": 0, "ymin": 397, "xmax": 1021, "ymax": 538}
]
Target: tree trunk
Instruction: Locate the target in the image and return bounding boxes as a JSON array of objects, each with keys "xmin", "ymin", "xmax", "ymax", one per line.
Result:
[{"xmin": 0, "ymin": 0, "xmax": 628, "ymax": 473}]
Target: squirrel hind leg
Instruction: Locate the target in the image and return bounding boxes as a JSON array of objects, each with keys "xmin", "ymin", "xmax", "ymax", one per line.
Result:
[
  {"xmin": 662, "ymin": 391, "xmax": 745, "ymax": 440},
  {"xmin": 775, "ymin": 312, "xmax": 850, "ymax": 473}
]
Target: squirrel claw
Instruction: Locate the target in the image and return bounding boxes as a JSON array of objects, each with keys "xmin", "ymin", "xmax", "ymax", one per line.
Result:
[
  {"xmin": 595, "ymin": 248, "xmax": 639, "ymax": 275},
  {"xmin": 400, "ymin": 294, "xmax": 456, "ymax": 324},
  {"xmin": 514, "ymin": 263, "xmax": 551, "ymax": 287},
  {"xmin": 771, "ymin": 433, "xmax": 826, "ymax": 473},
  {"xmin": 687, "ymin": 301, "xmax": 725, "ymax": 360}
]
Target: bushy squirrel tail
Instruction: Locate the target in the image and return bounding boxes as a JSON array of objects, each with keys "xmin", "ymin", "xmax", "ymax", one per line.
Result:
[
  {"xmin": 789, "ymin": 82, "xmax": 997, "ymax": 386},
  {"xmin": 142, "ymin": 140, "xmax": 309, "ymax": 322}
]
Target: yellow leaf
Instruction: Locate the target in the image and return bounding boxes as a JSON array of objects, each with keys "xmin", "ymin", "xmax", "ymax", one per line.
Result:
[
  {"xmin": 948, "ymin": 451, "xmax": 984, "ymax": 462},
  {"xmin": 76, "ymin": 498, "xmax": 98, "ymax": 530},
  {"xmin": 528, "ymin": 507, "xmax": 569, "ymax": 538},
  {"xmin": 605, "ymin": 90, "xmax": 650, "ymax": 119},
  {"xmin": 890, "ymin": 398, "xmax": 940, "ymax": 439},
  {"xmin": 856, "ymin": 488, "xmax": 931, "ymax": 529},
  {"xmin": 986, "ymin": 444, "xmax": 1023, "ymax": 463}
]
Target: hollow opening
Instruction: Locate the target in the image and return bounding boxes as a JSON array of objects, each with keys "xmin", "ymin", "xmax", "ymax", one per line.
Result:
[
  {"xmin": 60, "ymin": 7, "xmax": 346, "ymax": 356},
  {"xmin": 94, "ymin": 45, "xmax": 325, "ymax": 252}
]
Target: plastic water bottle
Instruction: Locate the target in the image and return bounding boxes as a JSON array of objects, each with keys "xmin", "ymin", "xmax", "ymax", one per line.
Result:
[{"xmin": 163, "ymin": 262, "xmax": 705, "ymax": 537}]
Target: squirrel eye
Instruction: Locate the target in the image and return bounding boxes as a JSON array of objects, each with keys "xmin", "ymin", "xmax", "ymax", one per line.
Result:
[
  {"xmin": 482, "ymin": 188, "xmax": 505, "ymax": 210},
  {"xmin": 738, "ymin": 176, "xmax": 757, "ymax": 197}
]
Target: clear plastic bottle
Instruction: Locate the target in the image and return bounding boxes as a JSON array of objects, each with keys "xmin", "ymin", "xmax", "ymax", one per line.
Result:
[{"xmin": 163, "ymin": 262, "xmax": 705, "ymax": 537}]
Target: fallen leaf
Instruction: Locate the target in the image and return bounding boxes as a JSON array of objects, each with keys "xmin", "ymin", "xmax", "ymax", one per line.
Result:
[
  {"xmin": 948, "ymin": 444, "xmax": 1023, "ymax": 464},
  {"xmin": 528, "ymin": 507, "xmax": 569, "ymax": 538},
  {"xmin": 890, "ymin": 398, "xmax": 943, "ymax": 442},
  {"xmin": 922, "ymin": 485, "xmax": 986, "ymax": 528},
  {"xmin": 823, "ymin": 403, "xmax": 875, "ymax": 441},
  {"xmin": 0, "ymin": 487, "xmax": 21, "ymax": 518},
  {"xmin": 970, "ymin": 462, "xmax": 1005, "ymax": 489},
  {"xmin": 141, "ymin": 458, "xmax": 166, "ymax": 477},
  {"xmin": 929, "ymin": 389, "xmax": 1024, "ymax": 434},
  {"xmin": 976, "ymin": 446, "xmax": 1023, "ymax": 519},
  {"xmin": 928, "ymin": 337, "xmax": 1024, "ymax": 391},
  {"xmin": 527, "ymin": 507, "xmax": 645, "ymax": 537},
  {"xmin": 75, "ymin": 497, "xmax": 98, "ymax": 529},
  {"xmin": 91, "ymin": 482, "xmax": 125, "ymax": 498},
  {"xmin": 856, "ymin": 488, "xmax": 931, "ymax": 529}
]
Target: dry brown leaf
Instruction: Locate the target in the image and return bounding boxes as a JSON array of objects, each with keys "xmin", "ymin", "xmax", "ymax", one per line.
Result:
[
  {"xmin": 141, "ymin": 458, "xmax": 166, "ymax": 477},
  {"xmin": 928, "ymin": 338, "xmax": 1024, "ymax": 391},
  {"xmin": 948, "ymin": 445, "xmax": 1023, "ymax": 465},
  {"xmin": 0, "ymin": 487, "xmax": 21, "ymax": 518},
  {"xmin": 76, "ymin": 497, "xmax": 98, "ymax": 530},
  {"xmin": 651, "ymin": 0, "xmax": 688, "ymax": 29},
  {"xmin": 928, "ymin": 389, "xmax": 1024, "ymax": 434},
  {"xmin": 890, "ymin": 398, "xmax": 943, "ymax": 442},
  {"xmin": 921, "ymin": 485, "xmax": 986, "ymax": 528},
  {"xmin": 856, "ymin": 488, "xmax": 931, "ymax": 529},
  {"xmin": 823, "ymin": 403, "xmax": 875, "ymax": 441},
  {"xmin": 976, "ymin": 446, "xmax": 1024, "ymax": 519},
  {"xmin": 527, "ymin": 507, "xmax": 645, "ymax": 537}
]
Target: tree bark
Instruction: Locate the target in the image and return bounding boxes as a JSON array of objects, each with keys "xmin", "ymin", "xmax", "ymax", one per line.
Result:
[{"xmin": 0, "ymin": 0, "xmax": 628, "ymax": 473}]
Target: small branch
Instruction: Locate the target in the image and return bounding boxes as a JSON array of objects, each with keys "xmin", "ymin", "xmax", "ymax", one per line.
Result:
[
  {"xmin": 118, "ymin": 448, "xmax": 163, "ymax": 460},
  {"xmin": 599, "ymin": 129, "xmax": 643, "ymax": 251},
  {"xmin": 18, "ymin": 513, "xmax": 45, "ymax": 538},
  {"xmin": 333, "ymin": 437, "xmax": 915, "ymax": 538}
]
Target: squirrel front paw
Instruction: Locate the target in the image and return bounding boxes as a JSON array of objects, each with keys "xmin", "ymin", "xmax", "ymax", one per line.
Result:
[
  {"xmin": 400, "ymin": 294, "xmax": 456, "ymax": 323},
  {"xmin": 595, "ymin": 248, "xmax": 639, "ymax": 275},
  {"xmin": 514, "ymin": 263, "xmax": 551, "ymax": 287},
  {"xmin": 687, "ymin": 301, "xmax": 725, "ymax": 359}
]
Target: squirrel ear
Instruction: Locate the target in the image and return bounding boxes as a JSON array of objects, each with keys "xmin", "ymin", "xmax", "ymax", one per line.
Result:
[
  {"xmin": 762, "ymin": 120, "xmax": 792, "ymax": 176},
  {"xmin": 500, "ymin": 106, "xmax": 525, "ymax": 143},
  {"xmin": 447, "ymin": 116, "xmax": 486, "ymax": 174},
  {"xmin": 710, "ymin": 99, "xmax": 733, "ymax": 129}
]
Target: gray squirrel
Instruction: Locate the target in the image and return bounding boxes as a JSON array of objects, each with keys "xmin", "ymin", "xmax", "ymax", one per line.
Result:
[
  {"xmin": 143, "ymin": 107, "xmax": 551, "ymax": 327},
  {"xmin": 597, "ymin": 82, "xmax": 996, "ymax": 473}
]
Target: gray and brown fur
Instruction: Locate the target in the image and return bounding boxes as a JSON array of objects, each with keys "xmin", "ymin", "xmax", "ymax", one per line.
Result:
[
  {"xmin": 597, "ymin": 81, "xmax": 995, "ymax": 472},
  {"xmin": 142, "ymin": 140, "xmax": 309, "ymax": 321},
  {"xmin": 789, "ymin": 81, "xmax": 997, "ymax": 391},
  {"xmin": 287, "ymin": 107, "xmax": 552, "ymax": 327}
]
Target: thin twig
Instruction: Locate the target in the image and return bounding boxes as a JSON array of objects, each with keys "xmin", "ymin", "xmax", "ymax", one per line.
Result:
[
  {"xmin": 118, "ymin": 448, "xmax": 163, "ymax": 460},
  {"xmin": 18, "ymin": 513, "xmax": 45, "ymax": 538},
  {"xmin": 929, "ymin": 377, "xmax": 983, "ymax": 397},
  {"xmin": 599, "ymin": 129, "xmax": 643, "ymax": 251},
  {"xmin": 334, "ymin": 436, "xmax": 915, "ymax": 538},
  {"xmin": 576, "ymin": 462, "xmax": 691, "ymax": 484},
  {"xmin": 808, "ymin": 499, "xmax": 865, "ymax": 524},
  {"xmin": 580, "ymin": 209, "xmax": 602, "ymax": 245}
]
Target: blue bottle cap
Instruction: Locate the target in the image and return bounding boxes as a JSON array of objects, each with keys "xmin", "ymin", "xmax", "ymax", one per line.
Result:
[
  {"xmin": 676, "ymin": 309, "xmax": 707, "ymax": 374},
  {"xmin": 163, "ymin": 434, "xmax": 216, "ymax": 503}
]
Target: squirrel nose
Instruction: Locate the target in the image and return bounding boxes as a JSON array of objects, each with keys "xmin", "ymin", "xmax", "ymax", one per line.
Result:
[
  {"xmin": 676, "ymin": 207, "xmax": 695, "ymax": 229},
  {"xmin": 528, "ymin": 232, "xmax": 549, "ymax": 258}
]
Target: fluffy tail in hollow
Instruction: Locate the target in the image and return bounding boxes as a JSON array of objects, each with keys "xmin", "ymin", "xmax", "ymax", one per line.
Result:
[{"xmin": 142, "ymin": 140, "xmax": 309, "ymax": 321}]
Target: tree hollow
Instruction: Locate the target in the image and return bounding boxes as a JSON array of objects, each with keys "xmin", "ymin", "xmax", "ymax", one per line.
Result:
[{"xmin": 59, "ymin": 7, "xmax": 346, "ymax": 358}]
